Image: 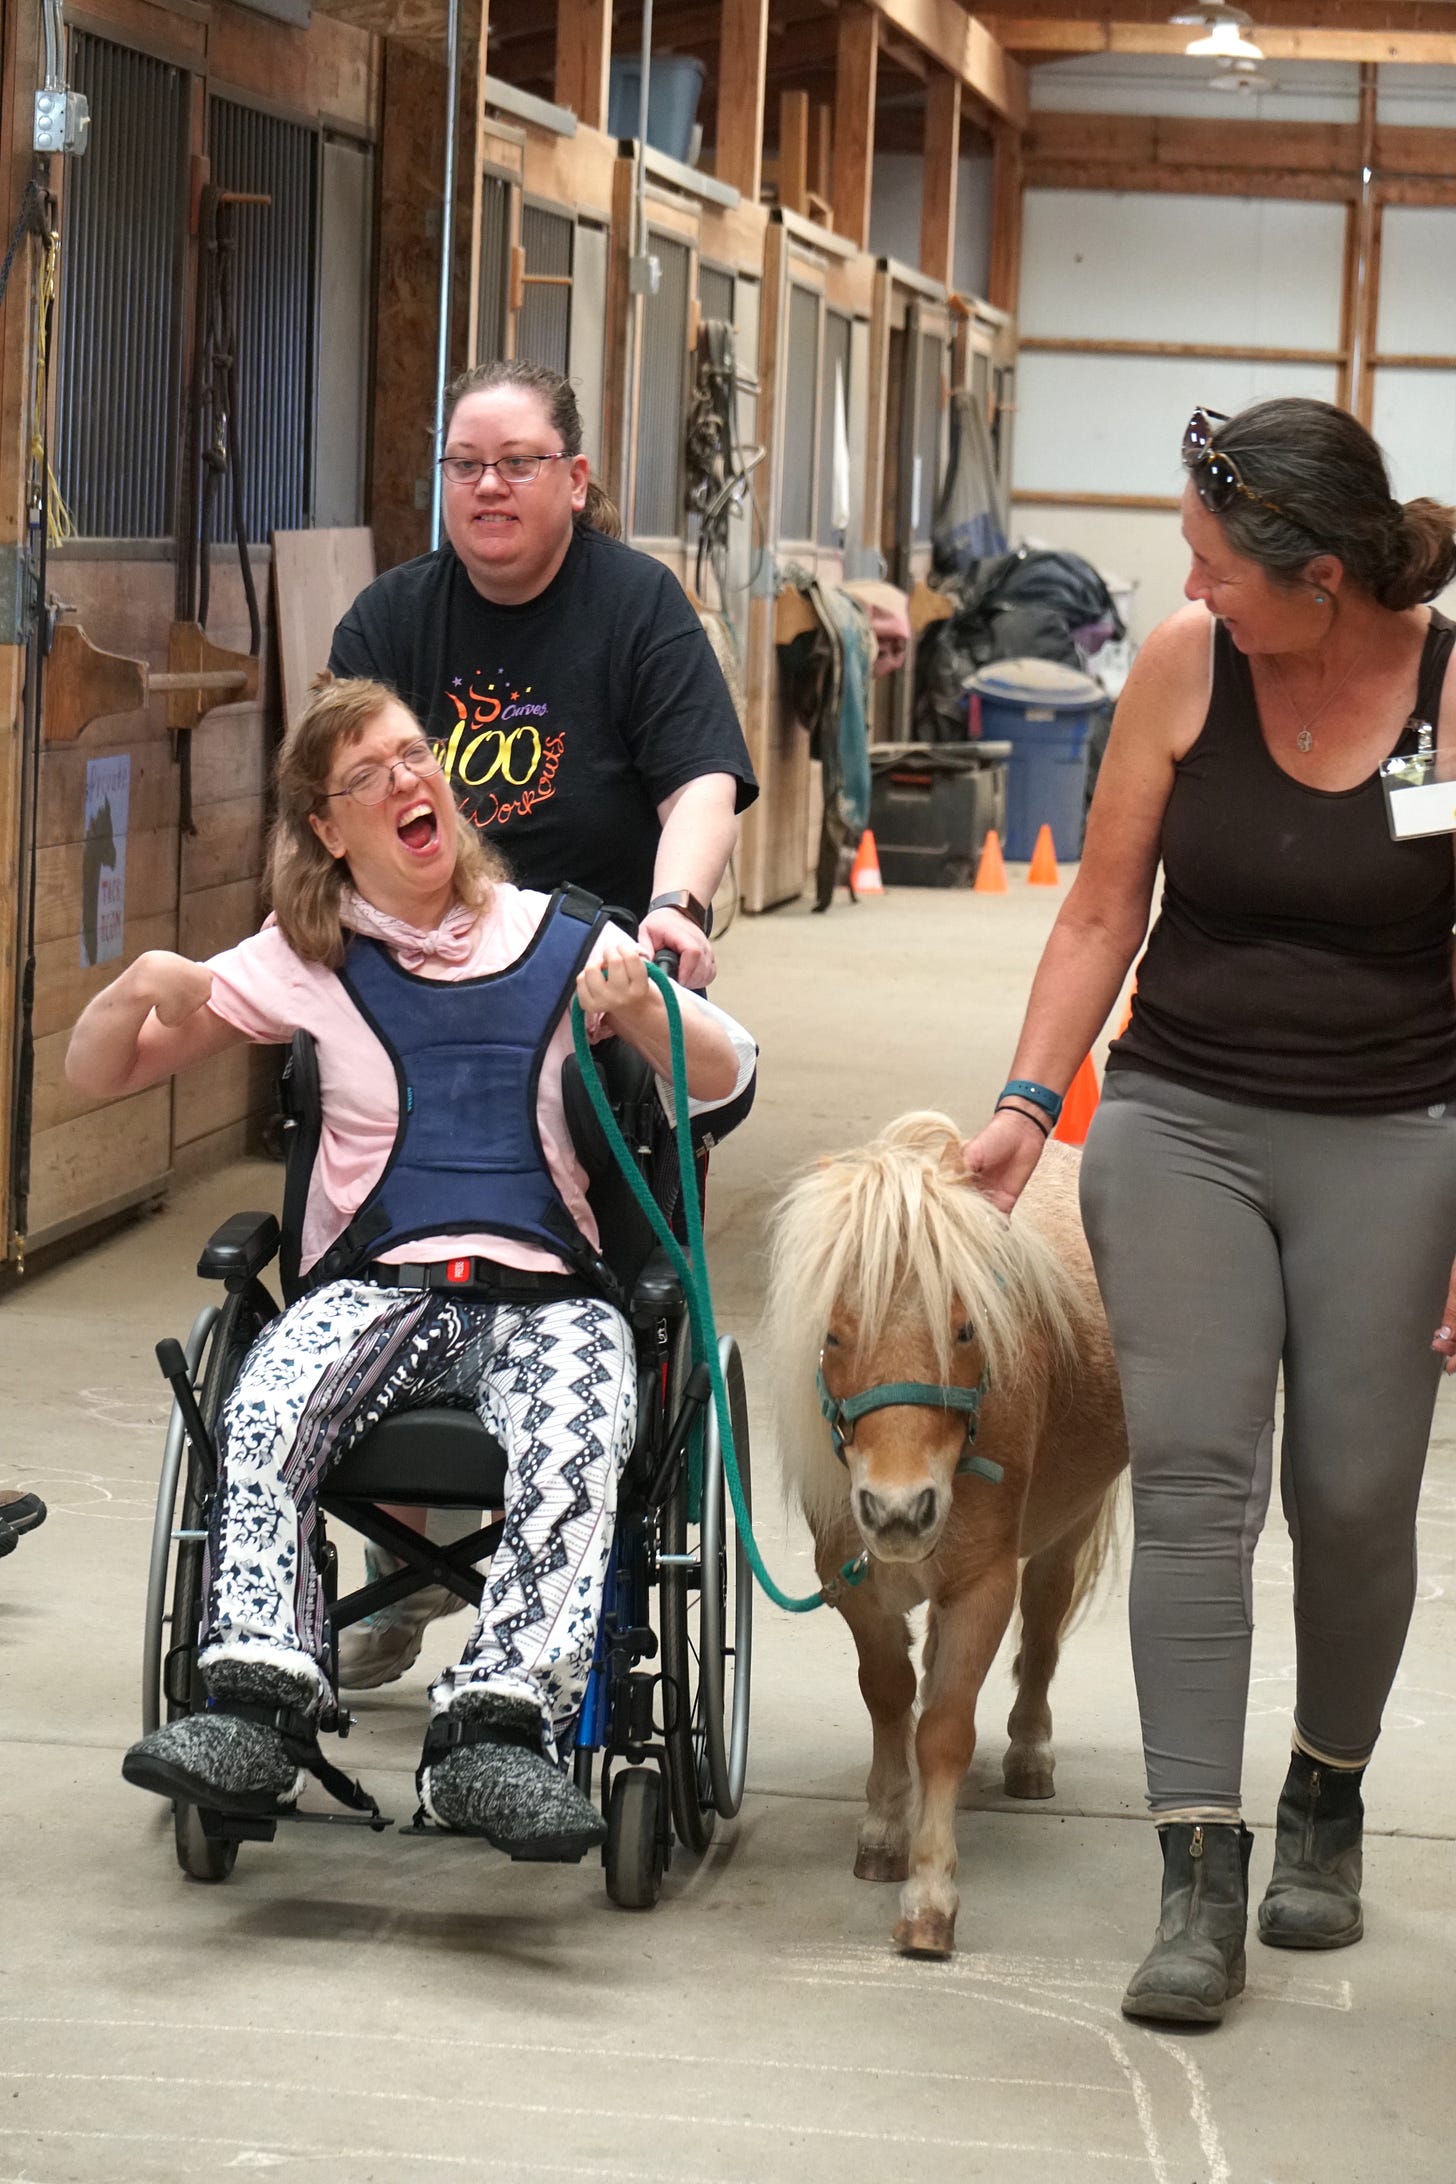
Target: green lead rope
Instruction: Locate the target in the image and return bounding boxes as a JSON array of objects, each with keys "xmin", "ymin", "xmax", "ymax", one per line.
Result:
[{"xmin": 570, "ymin": 964, "xmax": 863, "ymax": 1613}]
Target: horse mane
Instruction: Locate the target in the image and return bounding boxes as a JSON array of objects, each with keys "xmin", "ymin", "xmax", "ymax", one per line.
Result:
[{"xmin": 766, "ymin": 1112, "xmax": 1085, "ymax": 1527}]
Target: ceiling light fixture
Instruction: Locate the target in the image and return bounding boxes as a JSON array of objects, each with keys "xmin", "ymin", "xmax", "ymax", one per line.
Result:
[{"xmin": 1173, "ymin": 4, "xmax": 1265, "ymax": 62}]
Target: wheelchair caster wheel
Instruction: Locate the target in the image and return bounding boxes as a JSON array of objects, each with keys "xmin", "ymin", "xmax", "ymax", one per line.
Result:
[
  {"xmin": 605, "ymin": 1767, "xmax": 665, "ymax": 1910},
  {"xmin": 174, "ymin": 1801, "xmax": 238, "ymax": 1883}
]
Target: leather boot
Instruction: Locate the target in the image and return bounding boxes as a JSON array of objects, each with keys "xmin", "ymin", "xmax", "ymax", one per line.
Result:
[
  {"xmin": 1122, "ymin": 1821, "xmax": 1253, "ymax": 2026},
  {"xmin": 1257, "ymin": 1749, "xmax": 1364, "ymax": 1950}
]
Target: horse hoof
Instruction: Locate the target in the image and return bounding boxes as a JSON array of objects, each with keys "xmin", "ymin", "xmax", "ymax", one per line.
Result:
[
  {"xmin": 1003, "ymin": 1762, "xmax": 1055, "ymax": 1800},
  {"xmin": 893, "ymin": 1911, "xmax": 956, "ymax": 1959},
  {"xmin": 854, "ymin": 1846, "xmax": 909, "ymax": 1883}
]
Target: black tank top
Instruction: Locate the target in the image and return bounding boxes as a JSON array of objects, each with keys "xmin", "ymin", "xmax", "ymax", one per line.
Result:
[{"xmin": 1109, "ymin": 611, "xmax": 1456, "ymax": 1114}]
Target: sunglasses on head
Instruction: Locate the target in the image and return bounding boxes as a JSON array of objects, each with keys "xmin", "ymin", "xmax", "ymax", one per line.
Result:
[{"xmin": 1181, "ymin": 406, "xmax": 1301, "ymax": 528}]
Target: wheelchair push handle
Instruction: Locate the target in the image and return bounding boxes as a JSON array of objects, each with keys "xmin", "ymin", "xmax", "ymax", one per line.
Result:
[{"xmin": 156, "ymin": 1338, "xmax": 219, "ymax": 1492}]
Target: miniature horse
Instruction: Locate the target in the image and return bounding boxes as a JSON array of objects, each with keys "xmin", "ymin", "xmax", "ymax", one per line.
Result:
[{"xmin": 767, "ymin": 1113, "xmax": 1127, "ymax": 1958}]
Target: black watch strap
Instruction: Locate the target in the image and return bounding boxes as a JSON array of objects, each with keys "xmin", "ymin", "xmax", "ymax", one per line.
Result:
[{"xmin": 646, "ymin": 889, "xmax": 709, "ymax": 933}]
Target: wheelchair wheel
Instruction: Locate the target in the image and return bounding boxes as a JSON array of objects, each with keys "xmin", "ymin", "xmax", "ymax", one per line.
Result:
[
  {"xmin": 659, "ymin": 1331, "xmax": 753, "ymax": 1851},
  {"xmin": 165, "ymin": 1281, "xmax": 278, "ymax": 1883},
  {"xmin": 604, "ymin": 1766, "xmax": 665, "ymax": 1909},
  {"xmin": 698, "ymin": 1335, "xmax": 753, "ymax": 1820}
]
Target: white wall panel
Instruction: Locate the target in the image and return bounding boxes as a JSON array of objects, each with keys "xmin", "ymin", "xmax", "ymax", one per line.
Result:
[
  {"xmin": 1013, "ymin": 352, "xmax": 1340, "ymax": 498},
  {"xmin": 1029, "ymin": 52, "xmax": 1359, "ymax": 125},
  {"xmin": 1375, "ymin": 208, "xmax": 1456, "ymax": 357},
  {"xmin": 1021, "ymin": 191, "xmax": 1346, "ymax": 349},
  {"xmin": 1372, "ymin": 371, "xmax": 1456, "ymax": 505}
]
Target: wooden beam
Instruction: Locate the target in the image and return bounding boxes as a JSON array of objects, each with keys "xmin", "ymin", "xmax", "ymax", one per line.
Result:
[
  {"xmin": 1020, "ymin": 336, "xmax": 1345, "ymax": 364},
  {"xmin": 980, "ymin": 0, "xmax": 1456, "ymax": 31},
  {"xmin": 717, "ymin": 0, "xmax": 772, "ymax": 200},
  {"xmin": 833, "ymin": 3, "xmax": 880, "ymax": 248},
  {"xmin": 876, "ymin": 0, "xmax": 1027, "ymax": 126},
  {"xmin": 988, "ymin": 18, "xmax": 1456, "ymax": 65},
  {"xmin": 779, "ymin": 88, "xmax": 810, "ymax": 215},
  {"xmin": 554, "ymin": 0, "xmax": 611, "ymax": 130},
  {"xmin": 1026, "ymin": 109, "xmax": 1361, "ymax": 177},
  {"xmin": 988, "ymin": 121, "xmax": 1023, "ymax": 314},
  {"xmin": 920, "ymin": 68, "xmax": 961, "ymax": 289}
]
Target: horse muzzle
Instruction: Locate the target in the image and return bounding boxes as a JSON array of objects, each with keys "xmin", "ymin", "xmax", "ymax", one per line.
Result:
[{"xmin": 853, "ymin": 1482, "xmax": 947, "ymax": 1560}]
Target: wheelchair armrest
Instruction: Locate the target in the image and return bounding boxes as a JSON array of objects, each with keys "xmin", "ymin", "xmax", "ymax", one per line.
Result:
[
  {"xmin": 630, "ymin": 1246, "xmax": 683, "ymax": 1325},
  {"xmin": 197, "ymin": 1211, "xmax": 282, "ymax": 1283}
]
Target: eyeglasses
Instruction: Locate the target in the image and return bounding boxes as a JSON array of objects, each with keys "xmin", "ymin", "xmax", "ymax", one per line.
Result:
[
  {"xmin": 1182, "ymin": 407, "xmax": 1304, "ymax": 528},
  {"xmin": 437, "ymin": 452, "xmax": 572, "ymax": 487},
  {"xmin": 319, "ymin": 738, "xmax": 444, "ymax": 807}
]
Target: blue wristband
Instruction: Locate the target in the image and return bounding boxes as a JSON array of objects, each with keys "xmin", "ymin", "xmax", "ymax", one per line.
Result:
[{"xmin": 999, "ymin": 1078, "xmax": 1064, "ymax": 1125}]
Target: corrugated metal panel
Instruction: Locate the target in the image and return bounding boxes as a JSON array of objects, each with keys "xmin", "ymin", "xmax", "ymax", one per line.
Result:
[
  {"xmin": 778, "ymin": 284, "xmax": 818, "ymax": 544},
  {"xmin": 55, "ymin": 33, "xmax": 189, "ymax": 539},
  {"xmin": 518, "ymin": 203, "xmax": 572, "ymax": 378},
  {"xmin": 207, "ymin": 98, "xmax": 318, "ymax": 541},
  {"xmin": 914, "ymin": 329, "xmax": 942, "ymax": 544},
  {"xmin": 568, "ymin": 221, "xmax": 609, "ymax": 466},
  {"xmin": 475, "ymin": 173, "xmax": 510, "ymax": 362},
  {"xmin": 315, "ymin": 136, "xmax": 373, "ymax": 528},
  {"xmin": 817, "ymin": 308, "xmax": 851, "ymax": 547},
  {"xmin": 633, "ymin": 231, "xmax": 690, "ymax": 538}
]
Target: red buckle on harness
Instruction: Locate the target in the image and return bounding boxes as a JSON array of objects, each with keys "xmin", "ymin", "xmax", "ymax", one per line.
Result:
[{"xmin": 445, "ymin": 1257, "xmax": 473, "ymax": 1284}]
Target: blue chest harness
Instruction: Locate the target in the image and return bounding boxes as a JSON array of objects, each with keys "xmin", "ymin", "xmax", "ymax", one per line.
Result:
[{"xmin": 309, "ymin": 885, "xmax": 612, "ymax": 1291}]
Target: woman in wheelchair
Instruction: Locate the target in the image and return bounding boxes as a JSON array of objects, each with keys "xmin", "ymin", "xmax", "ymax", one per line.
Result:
[{"xmin": 66, "ymin": 677, "xmax": 755, "ymax": 1862}]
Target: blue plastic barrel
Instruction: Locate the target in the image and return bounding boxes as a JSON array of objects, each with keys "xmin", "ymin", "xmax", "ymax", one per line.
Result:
[
  {"xmin": 608, "ymin": 57, "xmax": 705, "ymax": 163},
  {"xmin": 967, "ymin": 657, "xmax": 1106, "ymax": 862}
]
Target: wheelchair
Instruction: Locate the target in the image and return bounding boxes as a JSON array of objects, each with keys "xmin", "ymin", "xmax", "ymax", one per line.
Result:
[{"xmin": 141, "ymin": 1027, "xmax": 754, "ymax": 1910}]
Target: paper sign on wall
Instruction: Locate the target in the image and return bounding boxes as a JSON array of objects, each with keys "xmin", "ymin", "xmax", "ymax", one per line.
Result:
[{"xmin": 81, "ymin": 753, "xmax": 130, "ymax": 968}]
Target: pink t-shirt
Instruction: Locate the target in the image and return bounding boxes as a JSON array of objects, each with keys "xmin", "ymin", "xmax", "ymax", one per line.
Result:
[{"xmin": 204, "ymin": 886, "xmax": 749, "ymax": 1279}]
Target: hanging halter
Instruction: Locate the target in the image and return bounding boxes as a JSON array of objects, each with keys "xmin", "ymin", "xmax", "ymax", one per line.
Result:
[{"xmin": 816, "ymin": 1355, "xmax": 1003, "ymax": 1486}]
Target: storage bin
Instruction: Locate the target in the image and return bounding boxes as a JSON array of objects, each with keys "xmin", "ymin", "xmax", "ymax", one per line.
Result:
[
  {"xmin": 608, "ymin": 57, "xmax": 705, "ymax": 163},
  {"xmin": 868, "ymin": 742, "xmax": 1011, "ymax": 889},
  {"xmin": 966, "ymin": 658, "xmax": 1107, "ymax": 862}
]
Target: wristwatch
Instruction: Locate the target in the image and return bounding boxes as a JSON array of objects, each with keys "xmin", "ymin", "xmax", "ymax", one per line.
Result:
[{"xmin": 646, "ymin": 889, "xmax": 710, "ymax": 933}]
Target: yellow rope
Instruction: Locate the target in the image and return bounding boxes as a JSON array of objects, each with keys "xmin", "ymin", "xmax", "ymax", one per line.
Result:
[{"xmin": 32, "ymin": 221, "xmax": 74, "ymax": 548}]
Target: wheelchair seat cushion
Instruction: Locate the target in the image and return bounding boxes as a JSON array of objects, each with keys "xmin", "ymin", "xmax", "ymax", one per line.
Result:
[{"xmin": 325, "ymin": 1409, "xmax": 508, "ymax": 1509}]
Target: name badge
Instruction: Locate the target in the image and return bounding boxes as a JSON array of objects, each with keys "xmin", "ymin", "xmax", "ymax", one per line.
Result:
[{"xmin": 1381, "ymin": 720, "xmax": 1456, "ymax": 840}]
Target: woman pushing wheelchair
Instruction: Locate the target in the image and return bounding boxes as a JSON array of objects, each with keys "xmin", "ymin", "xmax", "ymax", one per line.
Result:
[{"xmin": 66, "ymin": 677, "xmax": 755, "ymax": 1862}]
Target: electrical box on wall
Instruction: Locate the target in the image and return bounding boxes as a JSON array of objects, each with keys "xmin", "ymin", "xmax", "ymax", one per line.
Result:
[{"xmin": 33, "ymin": 87, "xmax": 89, "ymax": 155}]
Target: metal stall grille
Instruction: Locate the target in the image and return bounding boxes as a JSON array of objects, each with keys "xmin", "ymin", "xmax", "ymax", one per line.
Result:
[
  {"xmin": 55, "ymin": 33, "xmax": 190, "ymax": 539},
  {"xmin": 475, "ymin": 172, "xmax": 511, "ymax": 363},
  {"xmin": 518, "ymin": 204, "xmax": 573, "ymax": 377},
  {"xmin": 698, "ymin": 263, "xmax": 734, "ymax": 327},
  {"xmin": 817, "ymin": 308, "xmax": 851, "ymax": 546},
  {"xmin": 778, "ymin": 283, "xmax": 819, "ymax": 544},
  {"xmin": 206, "ymin": 97, "xmax": 318, "ymax": 541},
  {"xmin": 632, "ymin": 231, "xmax": 690, "ymax": 538},
  {"xmin": 913, "ymin": 328, "xmax": 942, "ymax": 544}
]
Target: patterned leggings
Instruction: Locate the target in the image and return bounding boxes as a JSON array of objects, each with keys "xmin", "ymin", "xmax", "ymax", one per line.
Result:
[{"xmin": 199, "ymin": 1282, "xmax": 636, "ymax": 1751}]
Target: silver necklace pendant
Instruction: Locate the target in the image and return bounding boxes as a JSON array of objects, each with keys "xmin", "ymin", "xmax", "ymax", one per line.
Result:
[{"xmin": 1296, "ymin": 728, "xmax": 1314, "ymax": 754}]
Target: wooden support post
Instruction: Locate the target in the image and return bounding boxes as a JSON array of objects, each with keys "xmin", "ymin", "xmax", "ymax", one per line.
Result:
[
  {"xmin": 554, "ymin": 0, "xmax": 611, "ymax": 133},
  {"xmin": 716, "ymin": 0, "xmax": 771, "ymax": 202},
  {"xmin": 1352, "ymin": 61, "xmax": 1380, "ymax": 425},
  {"xmin": 988, "ymin": 122, "xmax": 1024, "ymax": 317},
  {"xmin": 920, "ymin": 68, "xmax": 961, "ymax": 290},
  {"xmin": 780, "ymin": 89, "xmax": 810, "ymax": 217},
  {"xmin": 812, "ymin": 103, "xmax": 833, "ymax": 204},
  {"xmin": 833, "ymin": 3, "xmax": 879, "ymax": 249}
]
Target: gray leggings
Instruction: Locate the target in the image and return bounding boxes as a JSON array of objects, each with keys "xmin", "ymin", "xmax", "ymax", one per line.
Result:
[{"xmin": 1079, "ymin": 1070, "xmax": 1456, "ymax": 1812}]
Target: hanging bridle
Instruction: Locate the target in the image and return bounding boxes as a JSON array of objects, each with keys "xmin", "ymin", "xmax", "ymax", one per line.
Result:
[{"xmin": 816, "ymin": 1354, "xmax": 1003, "ymax": 1486}]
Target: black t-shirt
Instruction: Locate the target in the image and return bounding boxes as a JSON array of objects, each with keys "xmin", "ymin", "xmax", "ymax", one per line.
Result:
[{"xmin": 328, "ymin": 528, "xmax": 757, "ymax": 916}]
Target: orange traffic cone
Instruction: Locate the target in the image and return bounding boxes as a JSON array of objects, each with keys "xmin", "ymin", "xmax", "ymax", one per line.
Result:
[
  {"xmin": 1028, "ymin": 824, "xmax": 1060, "ymax": 886},
  {"xmin": 974, "ymin": 828, "xmax": 1008, "ymax": 893},
  {"xmin": 1054, "ymin": 1053, "xmax": 1101, "ymax": 1146},
  {"xmin": 849, "ymin": 827, "xmax": 884, "ymax": 897}
]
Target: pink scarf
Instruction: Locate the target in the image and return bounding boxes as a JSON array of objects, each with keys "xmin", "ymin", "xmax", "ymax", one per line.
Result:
[{"xmin": 339, "ymin": 891, "xmax": 480, "ymax": 970}]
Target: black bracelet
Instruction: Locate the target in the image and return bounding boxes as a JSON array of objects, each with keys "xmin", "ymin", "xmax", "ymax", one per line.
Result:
[{"xmin": 996, "ymin": 1099, "xmax": 1052, "ymax": 1140}]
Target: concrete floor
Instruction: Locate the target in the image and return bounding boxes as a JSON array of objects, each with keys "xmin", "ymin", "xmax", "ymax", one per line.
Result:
[{"xmin": 4, "ymin": 879, "xmax": 1456, "ymax": 2183}]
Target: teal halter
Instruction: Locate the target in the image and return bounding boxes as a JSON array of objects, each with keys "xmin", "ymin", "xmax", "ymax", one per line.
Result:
[{"xmin": 816, "ymin": 1359, "xmax": 1003, "ymax": 1486}]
